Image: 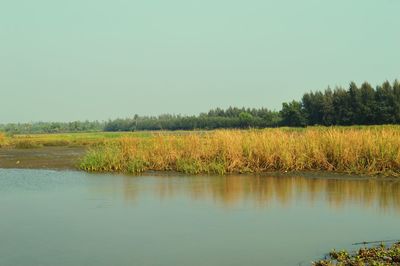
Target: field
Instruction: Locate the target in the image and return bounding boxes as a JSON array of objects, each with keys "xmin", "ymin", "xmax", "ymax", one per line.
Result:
[{"xmin": 2, "ymin": 126, "xmax": 400, "ymax": 176}]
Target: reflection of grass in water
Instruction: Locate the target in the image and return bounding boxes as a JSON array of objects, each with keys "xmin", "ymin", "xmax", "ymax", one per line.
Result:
[
  {"xmin": 99, "ymin": 175, "xmax": 400, "ymax": 213},
  {"xmin": 80, "ymin": 127, "xmax": 400, "ymax": 176}
]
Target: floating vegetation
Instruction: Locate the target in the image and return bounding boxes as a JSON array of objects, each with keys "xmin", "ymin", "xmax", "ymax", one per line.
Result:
[
  {"xmin": 79, "ymin": 127, "xmax": 400, "ymax": 176},
  {"xmin": 313, "ymin": 242, "xmax": 400, "ymax": 265}
]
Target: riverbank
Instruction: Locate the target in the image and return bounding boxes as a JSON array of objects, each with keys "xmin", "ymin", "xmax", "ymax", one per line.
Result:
[
  {"xmin": 2, "ymin": 127, "xmax": 400, "ymax": 176},
  {"xmin": 0, "ymin": 146, "xmax": 381, "ymax": 179}
]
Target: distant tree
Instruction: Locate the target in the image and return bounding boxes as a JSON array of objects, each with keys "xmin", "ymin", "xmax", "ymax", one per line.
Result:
[
  {"xmin": 302, "ymin": 91, "xmax": 325, "ymax": 125},
  {"xmin": 332, "ymin": 88, "xmax": 353, "ymax": 125},
  {"xmin": 359, "ymin": 82, "xmax": 376, "ymax": 124},
  {"xmin": 321, "ymin": 88, "xmax": 335, "ymax": 125},
  {"xmin": 348, "ymin": 81, "xmax": 363, "ymax": 124},
  {"xmin": 393, "ymin": 80, "xmax": 400, "ymax": 123},
  {"xmin": 238, "ymin": 112, "xmax": 253, "ymax": 128},
  {"xmin": 280, "ymin": 101, "xmax": 307, "ymax": 127},
  {"xmin": 375, "ymin": 81, "xmax": 395, "ymax": 124}
]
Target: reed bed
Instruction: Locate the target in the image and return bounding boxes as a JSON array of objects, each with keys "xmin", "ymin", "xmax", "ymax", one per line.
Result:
[
  {"xmin": 0, "ymin": 132, "xmax": 6, "ymax": 147},
  {"xmin": 79, "ymin": 127, "xmax": 400, "ymax": 176}
]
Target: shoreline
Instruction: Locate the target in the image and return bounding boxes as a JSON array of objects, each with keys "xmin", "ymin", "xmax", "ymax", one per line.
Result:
[{"xmin": 0, "ymin": 146, "xmax": 398, "ymax": 179}]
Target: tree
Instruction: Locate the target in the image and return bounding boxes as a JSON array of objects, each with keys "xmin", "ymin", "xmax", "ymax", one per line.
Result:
[
  {"xmin": 302, "ymin": 91, "xmax": 325, "ymax": 125},
  {"xmin": 238, "ymin": 112, "xmax": 253, "ymax": 128},
  {"xmin": 280, "ymin": 101, "xmax": 307, "ymax": 127},
  {"xmin": 348, "ymin": 81, "xmax": 362, "ymax": 124},
  {"xmin": 375, "ymin": 81, "xmax": 395, "ymax": 124},
  {"xmin": 359, "ymin": 82, "xmax": 376, "ymax": 124},
  {"xmin": 333, "ymin": 88, "xmax": 353, "ymax": 125},
  {"xmin": 321, "ymin": 88, "xmax": 335, "ymax": 125},
  {"xmin": 393, "ymin": 80, "xmax": 400, "ymax": 123}
]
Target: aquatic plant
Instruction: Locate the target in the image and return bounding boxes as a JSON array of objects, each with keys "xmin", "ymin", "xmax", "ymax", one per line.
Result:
[
  {"xmin": 313, "ymin": 242, "xmax": 400, "ymax": 265},
  {"xmin": 79, "ymin": 127, "xmax": 400, "ymax": 176}
]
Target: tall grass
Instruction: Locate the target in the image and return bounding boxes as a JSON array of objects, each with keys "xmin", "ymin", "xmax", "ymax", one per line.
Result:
[
  {"xmin": 0, "ymin": 132, "xmax": 6, "ymax": 147},
  {"xmin": 79, "ymin": 127, "xmax": 400, "ymax": 176}
]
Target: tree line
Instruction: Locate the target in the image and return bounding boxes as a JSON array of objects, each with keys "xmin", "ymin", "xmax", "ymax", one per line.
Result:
[
  {"xmin": 103, "ymin": 108, "xmax": 281, "ymax": 131},
  {"xmin": 1, "ymin": 80, "xmax": 399, "ymax": 133},
  {"xmin": 281, "ymin": 80, "xmax": 400, "ymax": 126},
  {"xmin": 0, "ymin": 121, "xmax": 104, "ymax": 134}
]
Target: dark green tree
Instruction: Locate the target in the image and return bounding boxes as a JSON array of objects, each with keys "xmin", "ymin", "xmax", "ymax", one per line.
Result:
[{"xmin": 280, "ymin": 101, "xmax": 307, "ymax": 127}]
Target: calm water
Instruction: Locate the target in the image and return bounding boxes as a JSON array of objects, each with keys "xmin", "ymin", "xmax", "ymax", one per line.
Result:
[{"xmin": 1, "ymin": 169, "xmax": 400, "ymax": 266}]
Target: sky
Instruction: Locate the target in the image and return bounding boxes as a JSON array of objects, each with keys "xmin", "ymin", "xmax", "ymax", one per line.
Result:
[{"xmin": 0, "ymin": 0, "xmax": 399, "ymax": 123}]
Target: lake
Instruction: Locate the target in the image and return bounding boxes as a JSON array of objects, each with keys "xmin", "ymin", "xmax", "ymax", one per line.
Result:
[{"xmin": 1, "ymin": 169, "xmax": 399, "ymax": 266}]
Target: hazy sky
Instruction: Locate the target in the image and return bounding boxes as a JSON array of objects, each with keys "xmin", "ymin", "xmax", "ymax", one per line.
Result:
[{"xmin": 1, "ymin": 0, "xmax": 399, "ymax": 123}]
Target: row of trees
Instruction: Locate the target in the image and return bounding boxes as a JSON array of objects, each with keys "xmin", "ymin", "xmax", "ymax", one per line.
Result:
[
  {"xmin": 281, "ymin": 80, "xmax": 400, "ymax": 126},
  {"xmin": 0, "ymin": 121, "xmax": 104, "ymax": 134},
  {"xmin": 104, "ymin": 108, "xmax": 281, "ymax": 131},
  {"xmin": 106, "ymin": 80, "xmax": 400, "ymax": 130},
  {"xmin": 1, "ymin": 80, "xmax": 399, "ymax": 133}
]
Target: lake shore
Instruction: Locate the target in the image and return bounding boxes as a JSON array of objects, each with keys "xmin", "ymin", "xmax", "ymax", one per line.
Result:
[
  {"xmin": 1, "ymin": 127, "xmax": 400, "ymax": 177},
  {"xmin": 0, "ymin": 146, "xmax": 397, "ymax": 180}
]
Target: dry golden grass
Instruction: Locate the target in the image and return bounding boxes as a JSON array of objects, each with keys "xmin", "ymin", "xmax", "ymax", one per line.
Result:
[
  {"xmin": 0, "ymin": 132, "xmax": 6, "ymax": 146},
  {"xmin": 79, "ymin": 127, "xmax": 400, "ymax": 176}
]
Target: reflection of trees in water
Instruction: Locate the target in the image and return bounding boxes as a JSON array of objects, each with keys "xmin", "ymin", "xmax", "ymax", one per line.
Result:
[{"xmin": 113, "ymin": 175, "xmax": 400, "ymax": 212}]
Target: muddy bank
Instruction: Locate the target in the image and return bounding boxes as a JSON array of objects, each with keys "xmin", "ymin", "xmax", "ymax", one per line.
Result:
[{"xmin": 0, "ymin": 147, "xmax": 86, "ymax": 170}]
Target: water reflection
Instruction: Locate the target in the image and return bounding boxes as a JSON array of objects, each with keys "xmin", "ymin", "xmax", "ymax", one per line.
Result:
[
  {"xmin": 2, "ymin": 169, "xmax": 400, "ymax": 266},
  {"xmin": 99, "ymin": 175, "xmax": 400, "ymax": 213}
]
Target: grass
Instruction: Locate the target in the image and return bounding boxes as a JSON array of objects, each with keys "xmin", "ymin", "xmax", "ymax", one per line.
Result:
[
  {"xmin": 2, "ymin": 126, "xmax": 400, "ymax": 176},
  {"xmin": 313, "ymin": 242, "xmax": 400, "ymax": 265},
  {"xmin": 0, "ymin": 132, "xmax": 6, "ymax": 147},
  {"xmin": 0, "ymin": 131, "xmax": 152, "ymax": 149},
  {"xmin": 79, "ymin": 126, "xmax": 400, "ymax": 176}
]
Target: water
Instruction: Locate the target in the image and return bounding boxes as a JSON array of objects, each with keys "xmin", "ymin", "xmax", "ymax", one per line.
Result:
[{"xmin": 1, "ymin": 169, "xmax": 399, "ymax": 266}]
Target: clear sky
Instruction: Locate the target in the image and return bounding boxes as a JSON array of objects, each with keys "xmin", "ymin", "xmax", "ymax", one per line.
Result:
[{"xmin": 1, "ymin": 0, "xmax": 399, "ymax": 123}]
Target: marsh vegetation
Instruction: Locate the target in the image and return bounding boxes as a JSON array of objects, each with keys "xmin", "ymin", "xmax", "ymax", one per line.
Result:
[
  {"xmin": 2, "ymin": 126, "xmax": 400, "ymax": 177},
  {"xmin": 79, "ymin": 126, "xmax": 400, "ymax": 176}
]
